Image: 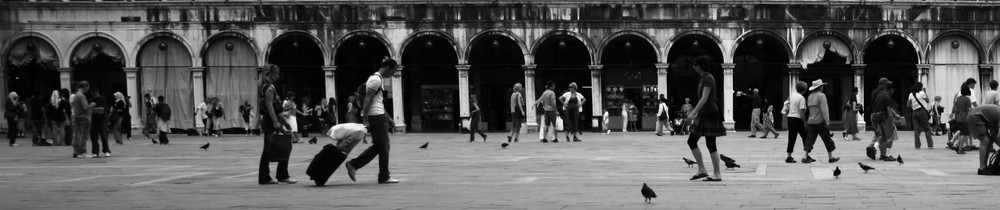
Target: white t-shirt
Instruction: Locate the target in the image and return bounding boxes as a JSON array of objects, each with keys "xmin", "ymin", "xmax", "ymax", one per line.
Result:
[
  {"xmin": 196, "ymin": 102, "xmax": 209, "ymax": 120},
  {"xmin": 983, "ymin": 90, "xmax": 999, "ymax": 106},
  {"xmin": 786, "ymin": 92, "xmax": 807, "ymax": 119},
  {"xmin": 907, "ymin": 91, "xmax": 929, "ymax": 111},
  {"xmin": 364, "ymin": 73, "xmax": 386, "ymax": 116}
]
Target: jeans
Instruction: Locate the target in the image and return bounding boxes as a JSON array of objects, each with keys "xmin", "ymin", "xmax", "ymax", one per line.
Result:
[
  {"xmin": 258, "ymin": 119, "xmax": 289, "ymax": 183},
  {"xmin": 805, "ymin": 123, "xmax": 837, "ymax": 153},
  {"xmin": 91, "ymin": 115, "xmax": 110, "ymax": 154},
  {"xmin": 912, "ymin": 109, "xmax": 933, "ymax": 148},
  {"xmin": 566, "ymin": 109, "xmax": 580, "ymax": 137},
  {"xmin": 786, "ymin": 117, "xmax": 806, "ymax": 154},
  {"xmin": 73, "ymin": 118, "xmax": 91, "ymax": 155},
  {"xmin": 349, "ymin": 114, "xmax": 391, "ymax": 182},
  {"xmin": 469, "ymin": 115, "xmax": 486, "ymax": 141},
  {"xmin": 6, "ymin": 117, "xmax": 16, "ymax": 145},
  {"xmin": 50, "ymin": 121, "xmax": 67, "ymax": 146}
]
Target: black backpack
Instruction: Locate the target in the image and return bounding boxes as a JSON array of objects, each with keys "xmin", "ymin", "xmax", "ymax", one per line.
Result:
[
  {"xmin": 157, "ymin": 103, "xmax": 172, "ymax": 121},
  {"xmin": 355, "ymin": 74, "xmax": 384, "ymax": 110}
]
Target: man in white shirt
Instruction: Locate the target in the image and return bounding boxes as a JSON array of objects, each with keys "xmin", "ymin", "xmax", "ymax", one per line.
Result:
[
  {"xmin": 196, "ymin": 101, "xmax": 209, "ymax": 136},
  {"xmin": 783, "ymin": 81, "xmax": 808, "ymax": 163},
  {"xmin": 345, "ymin": 57, "xmax": 399, "ymax": 184},
  {"xmin": 981, "ymin": 80, "xmax": 999, "ymax": 106}
]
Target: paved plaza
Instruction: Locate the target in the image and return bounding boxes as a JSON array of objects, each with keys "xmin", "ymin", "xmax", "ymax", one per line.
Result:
[{"xmin": 1, "ymin": 130, "xmax": 999, "ymax": 209}]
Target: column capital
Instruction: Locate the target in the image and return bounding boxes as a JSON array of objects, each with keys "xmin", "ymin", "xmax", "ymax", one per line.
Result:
[
  {"xmin": 786, "ymin": 63, "xmax": 803, "ymax": 69},
  {"xmin": 655, "ymin": 63, "xmax": 670, "ymax": 69},
  {"xmin": 916, "ymin": 64, "xmax": 932, "ymax": 70},
  {"xmin": 721, "ymin": 63, "xmax": 735, "ymax": 70},
  {"xmin": 123, "ymin": 67, "xmax": 138, "ymax": 73},
  {"xmin": 322, "ymin": 66, "xmax": 337, "ymax": 71},
  {"xmin": 522, "ymin": 64, "xmax": 537, "ymax": 70},
  {"xmin": 980, "ymin": 64, "xmax": 995, "ymax": 70},
  {"xmin": 851, "ymin": 64, "xmax": 867, "ymax": 69},
  {"xmin": 189, "ymin": 67, "xmax": 205, "ymax": 72},
  {"xmin": 588, "ymin": 65, "xmax": 603, "ymax": 70},
  {"xmin": 59, "ymin": 67, "xmax": 74, "ymax": 73},
  {"xmin": 456, "ymin": 65, "xmax": 471, "ymax": 71}
]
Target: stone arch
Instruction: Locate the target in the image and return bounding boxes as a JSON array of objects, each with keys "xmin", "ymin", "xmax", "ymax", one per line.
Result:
[
  {"xmin": 66, "ymin": 31, "xmax": 129, "ymax": 67},
  {"xmin": 1, "ymin": 31, "xmax": 63, "ymax": 68},
  {"xmin": 331, "ymin": 30, "xmax": 395, "ymax": 65},
  {"xmin": 530, "ymin": 30, "xmax": 597, "ymax": 65},
  {"xmin": 597, "ymin": 30, "xmax": 661, "ymax": 64},
  {"xmin": 263, "ymin": 30, "xmax": 330, "ymax": 66},
  {"xmin": 200, "ymin": 31, "xmax": 262, "ymax": 66},
  {"xmin": 134, "ymin": 31, "xmax": 198, "ymax": 68},
  {"xmin": 860, "ymin": 29, "xmax": 923, "ymax": 64},
  {"xmin": 465, "ymin": 29, "xmax": 529, "ymax": 65},
  {"xmin": 924, "ymin": 30, "xmax": 986, "ymax": 64},
  {"xmin": 399, "ymin": 30, "xmax": 463, "ymax": 64},
  {"xmin": 794, "ymin": 30, "xmax": 857, "ymax": 64},
  {"xmin": 664, "ymin": 30, "xmax": 725, "ymax": 63},
  {"xmin": 731, "ymin": 30, "xmax": 794, "ymax": 62}
]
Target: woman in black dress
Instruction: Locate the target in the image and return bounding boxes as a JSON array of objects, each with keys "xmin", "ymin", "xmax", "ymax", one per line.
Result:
[
  {"xmin": 685, "ymin": 56, "xmax": 726, "ymax": 182},
  {"xmin": 258, "ymin": 64, "xmax": 296, "ymax": 185}
]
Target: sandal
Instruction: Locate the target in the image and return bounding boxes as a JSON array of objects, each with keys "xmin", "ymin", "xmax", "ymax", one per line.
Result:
[
  {"xmin": 703, "ymin": 177, "xmax": 722, "ymax": 182},
  {"xmin": 690, "ymin": 173, "xmax": 709, "ymax": 180}
]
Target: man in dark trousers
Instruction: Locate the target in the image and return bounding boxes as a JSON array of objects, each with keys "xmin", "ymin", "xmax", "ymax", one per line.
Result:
[
  {"xmin": 803, "ymin": 79, "xmax": 840, "ymax": 164},
  {"xmin": 153, "ymin": 95, "xmax": 171, "ymax": 145},
  {"xmin": 345, "ymin": 57, "xmax": 400, "ymax": 184},
  {"xmin": 90, "ymin": 91, "xmax": 110, "ymax": 157},
  {"xmin": 967, "ymin": 105, "xmax": 1000, "ymax": 175}
]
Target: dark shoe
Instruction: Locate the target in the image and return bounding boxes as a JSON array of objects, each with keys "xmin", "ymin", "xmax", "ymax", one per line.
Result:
[
  {"xmin": 379, "ymin": 178, "xmax": 400, "ymax": 184},
  {"xmin": 828, "ymin": 157, "xmax": 840, "ymax": 163},
  {"xmin": 759, "ymin": 135, "xmax": 768, "ymax": 139},
  {"xmin": 979, "ymin": 169, "xmax": 997, "ymax": 176},
  {"xmin": 573, "ymin": 137, "xmax": 582, "ymax": 142},
  {"xmin": 947, "ymin": 142, "xmax": 955, "ymax": 150},
  {"xmin": 775, "ymin": 134, "xmax": 780, "ymax": 139},
  {"xmin": 541, "ymin": 139, "xmax": 548, "ymax": 143},
  {"xmin": 690, "ymin": 173, "xmax": 709, "ymax": 180},
  {"xmin": 748, "ymin": 135, "xmax": 757, "ymax": 138},
  {"xmin": 552, "ymin": 139, "xmax": 558, "ymax": 143},
  {"xmin": 880, "ymin": 156, "xmax": 896, "ymax": 161},
  {"xmin": 656, "ymin": 133, "xmax": 664, "ymax": 136},
  {"xmin": 507, "ymin": 136, "xmax": 511, "ymax": 142},
  {"xmin": 259, "ymin": 180, "xmax": 279, "ymax": 185},
  {"xmin": 785, "ymin": 157, "xmax": 797, "ymax": 163},
  {"xmin": 345, "ymin": 162, "xmax": 357, "ymax": 182},
  {"xmin": 514, "ymin": 139, "xmax": 518, "ymax": 142},
  {"xmin": 866, "ymin": 146, "xmax": 877, "ymax": 160},
  {"xmin": 801, "ymin": 156, "xmax": 816, "ymax": 163},
  {"xmin": 703, "ymin": 177, "xmax": 722, "ymax": 182}
]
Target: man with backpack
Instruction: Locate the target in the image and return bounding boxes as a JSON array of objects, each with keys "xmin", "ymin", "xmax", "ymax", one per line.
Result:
[
  {"xmin": 344, "ymin": 57, "xmax": 400, "ymax": 184},
  {"xmin": 967, "ymin": 104, "xmax": 1000, "ymax": 175},
  {"xmin": 153, "ymin": 95, "xmax": 171, "ymax": 145}
]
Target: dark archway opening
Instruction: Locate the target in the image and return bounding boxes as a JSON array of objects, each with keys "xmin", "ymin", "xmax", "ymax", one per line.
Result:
[
  {"xmin": 863, "ymin": 35, "xmax": 919, "ymax": 130},
  {"xmin": 72, "ymin": 38, "xmax": 126, "ymax": 109},
  {"xmin": 6, "ymin": 38, "xmax": 60, "ymax": 104},
  {"xmin": 666, "ymin": 35, "xmax": 724, "ymax": 123},
  {"xmin": 733, "ymin": 35, "xmax": 789, "ymax": 130},
  {"xmin": 334, "ymin": 35, "xmax": 390, "ymax": 123},
  {"xmin": 601, "ymin": 35, "xmax": 658, "ymax": 131},
  {"xmin": 535, "ymin": 34, "xmax": 593, "ymax": 131},
  {"xmin": 268, "ymin": 35, "xmax": 325, "ymax": 108},
  {"xmin": 402, "ymin": 36, "xmax": 459, "ymax": 132},
  {"xmin": 469, "ymin": 35, "xmax": 525, "ymax": 131}
]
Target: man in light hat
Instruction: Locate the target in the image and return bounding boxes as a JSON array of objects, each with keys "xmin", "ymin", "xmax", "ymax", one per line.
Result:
[{"xmin": 802, "ymin": 79, "xmax": 839, "ymax": 163}]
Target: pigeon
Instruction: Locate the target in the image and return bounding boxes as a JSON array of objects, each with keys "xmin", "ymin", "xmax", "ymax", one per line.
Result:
[
  {"xmin": 199, "ymin": 143, "xmax": 210, "ymax": 150},
  {"xmin": 152, "ymin": 139, "xmax": 158, "ymax": 144},
  {"xmin": 308, "ymin": 137, "xmax": 318, "ymax": 144},
  {"xmin": 897, "ymin": 155, "xmax": 903, "ymax": 165},
  {"xmin": 641, "ymin": 183, "xmax": 657, "ymax": 204},
  {"xmin": 501, "ymin": 143, "xmax": 509, "ymax": 149},
  {"xmin": 683, "ymin": 158, "xmax": 697, "ymax": 167},
  {"xmin": 833, "ymin": 166, "xmax": 841, "ymax": 178},
  {"xmin": 859, "ymin": 162, "xmax": 875, "ymax": 173},
  {"xmin": 725, "ymin": 161, "xmax": 741, "ymax": 170},
  {"xmin": 720, "ymin": 154, "xmax": 736, "ymax": 164},
  {"xmin": 419, "ymin": 142, "xmax": 428, "ymax": 149}
]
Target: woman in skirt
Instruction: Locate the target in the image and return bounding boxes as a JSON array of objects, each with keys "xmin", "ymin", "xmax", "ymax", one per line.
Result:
[{"xmin": 685, "ymin": 56, "xmax": 726, "ymax": 182}]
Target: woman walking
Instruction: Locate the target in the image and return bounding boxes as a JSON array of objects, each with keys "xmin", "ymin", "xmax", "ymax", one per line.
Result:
[
  {"xmin": 655, "ymin": 94, "xmax": 672, "ymax": 136},
  {"xmin": 507, "ymin": 83, "xmax": 524, "ymax": 143},
  {"xmin": 47, "ymin": 91, "xmax": 68, "ymax": 146},
  {"xmin": 559, "ymin": 82, "xmax": 585, "ymax": 142},
  {"xmin": 257, "ymin": 64, "xmax": 296, "ymax": 185},
  {"xmin": 111, "ymin": 92, "xmax": 127, "ymax": 145},
  {"xmin": 908, "ymin": 82, "xmax": 934, "ymax": 149},
  {"xmin": 842, "ymin": 87, "xmax": 861, "ymax": 141},
  {"xmin": 685, "ymin": 56, "xmax": 726, "ymax": 182},
  {"xmin": 952, "ymin": 86, "xmax": 974, "ymax": 155},
  {"xmin": 469, "ymin": 95, "xmax": 488, "ymax": 142}
]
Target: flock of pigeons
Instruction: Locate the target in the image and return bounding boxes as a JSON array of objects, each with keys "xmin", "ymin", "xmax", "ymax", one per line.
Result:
[{"xmin": 641, "ymin": 154, "xmax": 904, "ymax": 203}]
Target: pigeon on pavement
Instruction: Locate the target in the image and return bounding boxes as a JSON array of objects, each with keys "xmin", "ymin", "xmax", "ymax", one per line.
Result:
[
  {"xmin": 308, "ymin": 137, "xmax": 318, "ymax": 144},
  {"xmin": 897, "ymin": 155, "xmax": 903, "ymax": 165},
  {"xmin": 720, "ymin": 154, "xmax": 736, "ymax": 164},
  {"xmin": 859, "ymin": 163, "xmax": 875, "ymax": 173},
  {"xmin": 725, "ymin": 161, "xmax": 741, "ymax": 170},
  {"xmin": 419, "ymin": 142, "xmax": 428, "ymax": 149},
  {"xmin": 833, "ymin": 166, "xmax": 841, "ymax": 178},
  {"xmin": 199, "ymin": 143, "xmax": 210, "ymax": 150},
  {"xmin": 641, "ymin": 183, "xmax": 657, "ymax": 204},
  {"xmin": 683, "ymin": 158, "xmax": 697, "ymax": 167},
  {"xmin": 501, "ymin": 143, "xmax": 509, "ymax": 149}
]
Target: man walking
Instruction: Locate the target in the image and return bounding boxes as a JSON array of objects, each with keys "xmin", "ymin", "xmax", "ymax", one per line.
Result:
[
  {"xmin": 345, "ymin": 57, "xmax": 400, "ymax": 184},
  {"xmin": 153, "ymin": 96, "xmax": 171, "ymax": 145},
  {"xmin": 748, "ymin": 89, "xmax": 764, "ymax": 138},
  {"xmin": 534, "ymin": 81, "xmax": 559, "ymax": 143},
  {"xmin": 803, "ymin": 80, "xmax": 839, "ymax": 163},
  {"xmin": 783, "ymin": 82, "xmax": 808, "ymax": 163},
  {"xmin": 71, "ymin": 82, "xmax": 96, "ymax": 158}
]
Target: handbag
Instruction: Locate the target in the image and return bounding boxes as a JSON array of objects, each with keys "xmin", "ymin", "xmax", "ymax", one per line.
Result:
[
  {"xmin": 657, "ymin": 103, "xmax": 669, "ymax": 121},
  {"xmin": 266, "ymin": 132, "xmax": 293, "ymax": 162},
  {"xmin": 889, "ymin": 108, "xmax": 906, "ymax": 127},
  {"xmin": 555, "ymin": 116, "xmax": 565, "ymax": 131}
]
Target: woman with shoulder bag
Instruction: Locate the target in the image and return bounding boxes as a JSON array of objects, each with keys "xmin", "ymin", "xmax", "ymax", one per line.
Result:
[
  {"xmin": 258, "ymin": 65, "xmax": 296, "ymax": 185},
  {"xmin": 655, "ymin": 95, "xmax": 672, "ymax": 136},
  {"xmin": 907, "ymin": 82, "xmax": 934, "ymax": 149}
]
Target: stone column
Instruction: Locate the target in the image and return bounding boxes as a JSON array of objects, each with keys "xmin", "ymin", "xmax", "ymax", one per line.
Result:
[
  {"xmin": 722, "ymin": 63, "xmax": 736, "ymax": 130},
  {"xmin": 0, "ymin": 67, "xmax": 5, "ymax": 130},
  {"xmin": 59, "ymin": 67, "xmax": 73, "ymax": 90},
  {"xmin": 323, "ymin": 66, "xmax": 337, "ymax": 101},
  {"xmin": 589, "ymin": 65, "xmax": 603, "ymax": 129},
  {"xmin": 657, "ymin": 63, "xmax": 669, "ymax": 98},
  {"xmin": 391, "ymin": 68, "xmax": 405, "ymax": 132},
  {"xmin": 981, "ymin": 64, "xmax": 994, "ymax": 92},
  {"xmin": 785, "ymin": 64, "xmax": 802, "ymax": 129},
  {"xmin": 457, "ymin": 65, "xmax": 471, "ymax": 121},
  {"xmin": 125, "ymin": 67, "xmax": 141, "ymax": 129},
  {"xmin": 916, "ymin": 64, "xmax": 931, "ymax": 89},
  {"xmin": 190, "ymin": 67, "xmax": 206, "ymax": 128},
  {"xmin": 523, "ymin": 65, "xmax": 538, "ymax": 132},
  {"xmin": 852, "ymin": 64, "xmax": 866, "ymax": 131}
]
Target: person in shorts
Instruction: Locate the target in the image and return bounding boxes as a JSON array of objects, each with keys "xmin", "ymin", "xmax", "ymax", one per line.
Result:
[{"xmin": 967, "ymin": 105, "xmax": 1000, "ymax": 175}]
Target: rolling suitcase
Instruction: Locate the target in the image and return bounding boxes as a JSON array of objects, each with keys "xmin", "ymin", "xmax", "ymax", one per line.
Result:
[{"xmin": 306, "ymin": 144, "xmax": 348, "ymax": 186}]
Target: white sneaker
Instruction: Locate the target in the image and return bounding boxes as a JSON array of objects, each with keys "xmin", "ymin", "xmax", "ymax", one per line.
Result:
[
  {"xmin": 104, "ymin": 152, "xmax": 111, "ymax": 157},
  {"xmin": 379, "ymin": 178, "xmax": 400, "ymax": 184}
]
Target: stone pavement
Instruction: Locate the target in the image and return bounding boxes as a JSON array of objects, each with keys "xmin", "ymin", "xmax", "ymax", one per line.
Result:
[{"xmin": 1, "ymin": 130, "xmax": 999, "ymax": 209}]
